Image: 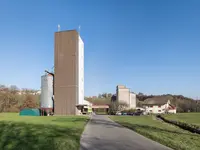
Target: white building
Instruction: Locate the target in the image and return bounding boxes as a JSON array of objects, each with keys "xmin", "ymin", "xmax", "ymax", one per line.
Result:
[
  {"xmin": 116, "ymin": 85, "xmax": 136, "ymax": 109},
  {"xmin": 143, "ymin": 97, "xmax": 176, "ymax": 114},
  {"xmin": 17, "ymin": 90, "xmax": 41, "ymax": 95},
  {"xmin": 78, "ymin": 36, "xmax": 84, "ymax": 105}
]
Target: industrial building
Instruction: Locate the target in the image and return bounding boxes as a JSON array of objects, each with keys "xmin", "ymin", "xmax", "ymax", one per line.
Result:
[
  {"xmin": 40, "ymin": 73, "xmax": 54, "ymax": 115},
  {"xmin": 54, "ymin": 30, "xmax": 84, "ymax": 115},
  {"xmin": 116, "ymin": 85, "xmax": 136, "ymax": 109},
  {"xmin": 19, "ymin": 29, "xmax": 85, "ymax": 116}
]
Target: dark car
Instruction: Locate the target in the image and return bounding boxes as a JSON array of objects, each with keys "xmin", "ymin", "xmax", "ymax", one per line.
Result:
[
  {"xmin": 127, "ymin": 112, "xmax": 134, "ymax": 116},
  {"xmin": 134, "ymin": 111, "xmax": 143, "ymax": 116}
]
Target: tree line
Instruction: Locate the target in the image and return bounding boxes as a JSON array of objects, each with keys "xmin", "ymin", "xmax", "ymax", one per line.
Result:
[
  {"xmin": 1, "ymin": 84, "xmax": 200, "ymax": 113},
  {"xmin": 0, "ymin": 84, "xmax": 39, "ymax": 112}
]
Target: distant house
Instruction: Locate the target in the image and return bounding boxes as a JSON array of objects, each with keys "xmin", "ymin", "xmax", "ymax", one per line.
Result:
[
  {"xmin": 143, "ymin": 97, "xmax": 176, "ymax": 114},
  {"xmin": 35, "ymin": 90, "xmax": 41, "ymax": 95},
  {"xmin": 17, "ymin": 90, "xmax": 41, "ymax": 95}
]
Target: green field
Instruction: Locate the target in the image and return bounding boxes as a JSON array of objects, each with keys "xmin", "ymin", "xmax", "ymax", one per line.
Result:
[
  {"xmin": 0, "ymin": 113, "xmax": 88, "ymax": 150},
  {"xmin": 164, "ymin": 113, "xmax": 200, "ymax": 126},
  {"xmin": 110, "ymin": 115, "xmax": 200, "ymax": 150}
]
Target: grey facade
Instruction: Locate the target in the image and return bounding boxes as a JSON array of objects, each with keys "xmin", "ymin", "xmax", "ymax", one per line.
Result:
[
  {"xmin": 116, "ymin": 85, "xmax": 130, "ymax": 105},
  {"xmin": 116, "ymin": 85, "xmax": 136, "ymax": 109}
]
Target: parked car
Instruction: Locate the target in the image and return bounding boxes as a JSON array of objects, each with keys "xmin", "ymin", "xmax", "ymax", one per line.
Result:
[
  {"xmin": 116, "ymin": 112, "xmax": 122, "ymax": 115},
  {"xmin": 122, "ymin": 112, "xmax": 127, "ymax": 115},
  {"xmin": 134, "ymin": 111, "xmax": 143, "ymax": 116},
  {"xmin": 143, "ymin": 111, "xmax": 147, "ymax": 115},
  {"xmin": 127, "ymin": 112, "xmax": 134, "ymax": 116}
]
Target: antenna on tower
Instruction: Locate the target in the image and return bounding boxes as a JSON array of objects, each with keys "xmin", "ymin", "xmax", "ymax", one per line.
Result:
[
  {"xmin": 58, "ymin": 24, "xmax": 61, "ymax": 32},
  {"xmin": 78, "ymin": 25, "xmax": 81, "ymax": 34},
  {"xmin": 51, "ymin": 66, "xmax": 54, "ymax": 73}
]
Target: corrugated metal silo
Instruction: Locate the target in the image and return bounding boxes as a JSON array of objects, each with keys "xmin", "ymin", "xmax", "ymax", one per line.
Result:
[{"xmin": 40, "ymin": 74, "xmax": 53, "ymax": 110}]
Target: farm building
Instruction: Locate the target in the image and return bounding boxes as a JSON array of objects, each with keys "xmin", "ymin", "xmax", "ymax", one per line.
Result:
[
  {"xmin": 143, "ymin": 97, "xmax": 176, "ymax": 114},
  {"xmin": 76, "ymin": 100, "xmax": 109, "ymax": 114}
]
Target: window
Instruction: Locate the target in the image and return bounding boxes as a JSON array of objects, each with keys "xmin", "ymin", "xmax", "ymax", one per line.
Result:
[
  {"xmin": 158, "ymin": 110, "xmax": 161, "ymax": 112},
  {"xmin": 158, "ymin": 106, "xmax": 161, "ymax": 108}
]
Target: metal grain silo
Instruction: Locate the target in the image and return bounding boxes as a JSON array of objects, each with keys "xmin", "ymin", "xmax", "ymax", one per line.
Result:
[{"xmin": 40, "ymin": 74, "xmax": 53, "ymax": 115}]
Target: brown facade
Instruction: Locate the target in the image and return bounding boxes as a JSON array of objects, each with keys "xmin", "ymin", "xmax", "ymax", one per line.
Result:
[{"xmin": 54, "ymin": 30, "xmax": 79, "ymax": 115}]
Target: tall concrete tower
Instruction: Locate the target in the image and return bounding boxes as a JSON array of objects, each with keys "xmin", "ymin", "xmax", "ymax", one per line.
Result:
[
  {"xmin": 54, "ymin": 30, "xmax": 84, "ymax": 115},
  {"xmin": 116, "ymin": 85, "xmax": 136, "ymax": 109}
]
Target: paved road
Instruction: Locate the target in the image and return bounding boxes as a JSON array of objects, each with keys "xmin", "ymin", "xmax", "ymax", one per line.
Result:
[{"xmin": 80, "ymin": 115, "xmax": 172, "ymax": 150}]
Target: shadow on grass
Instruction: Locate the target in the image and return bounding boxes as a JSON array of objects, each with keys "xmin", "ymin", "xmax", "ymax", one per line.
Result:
[
  {"xmin": 0, "ymin": 121, "xmax": 83, "ymax": 150},
  {"xmin": 90, "ymin": 118, "xmax": 122, "ymax": 128},
  {"xmin": 115, "ymin": 121, "xmax": 200, "ymax": 150},
  {"xmin": 90, "ymin": 117, "xmax": 197, "ymax": 137},
  {"xmin": 117, "ymin": 121, "xmax": 200, "ymax": 137},
  {"xmin": 52, "ymin": 117, "xmax": 87, "ymax": 123},
  {"xmin": 93, "ymin": 116, "xmax": 199, "ymax": 137}
]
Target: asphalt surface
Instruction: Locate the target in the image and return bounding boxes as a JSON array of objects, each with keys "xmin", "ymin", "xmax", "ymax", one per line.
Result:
[{"xmin": 80, "ymin": 115, "xmax": 173, "ymax": 150}]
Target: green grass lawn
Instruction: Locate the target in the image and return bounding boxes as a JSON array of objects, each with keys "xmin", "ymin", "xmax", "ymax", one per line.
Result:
[
  {"xmin": 0, "ymin": 113, "xmax": 88, "ymax": 150},
  {"xmin": 164, "ymin": 113, "xmax": 200, "ymax": 126},
  {"xmin": 110, "ymin": 115, "xmax": 200, "ymax": 150}
]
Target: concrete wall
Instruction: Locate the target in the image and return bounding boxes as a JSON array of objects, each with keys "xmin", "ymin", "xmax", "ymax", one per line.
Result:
[
  {"xmin": 116, "ymin": 85, "xmax": 136, "ymax": 109},
  {"xmin": 54, "ymin": 30, "xmax": 81, "ymax": 115},
  {"xmin": 117, "ymin": 87, "xmax": 130, "ymax": 105},
  {"xmin": 130, "ymin": 93, "xmax": 136, "ymax": 109},
  {"xmin": 116, "ymin": 85, "xmax": 130, "ymax": 109}
]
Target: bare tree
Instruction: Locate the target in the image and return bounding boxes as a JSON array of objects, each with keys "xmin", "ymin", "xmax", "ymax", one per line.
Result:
[
  {"xmin": 0, "ymin": 85, "xmax": 9, "ymax": 93},
  {"xmin": 9, "ymin": 85, "xmax": 19, "ymax": 94},
  {"xmin": 109, "ymin": 101, "xmax": 128, "ymax": 114},
  {"xmin": 0, "ymin": 92, "xmax": 18, "ymax": 112},
  {"xmin": 0, "ymin": 84, "xmax": 39, "ymax": 112},
  {"xmin": 21, "ymin": 95, "xmax": 38, "ymax": 109},
  {"xmin": 118, "ymin": 101, "xmax": 128, "ymax": 111}
]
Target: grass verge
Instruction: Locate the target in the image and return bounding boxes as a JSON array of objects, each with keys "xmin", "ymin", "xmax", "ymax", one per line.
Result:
[
  {"xmin": 158, "ymin": 114, "xmax": 200, "ymax": 134},
  {"xmin": 0, "ymin": 113, "xmax": 89, "ymax": 150},
  {"xmin": 110, "ymin": 115, "xmax": 200, "ymax": 150},
  {"xmin": 164, "ymin": 113, "xmax": 200, "ymax": 127}
]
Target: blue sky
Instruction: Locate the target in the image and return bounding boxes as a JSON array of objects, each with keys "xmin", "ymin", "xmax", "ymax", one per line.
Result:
[{"xmin": 0, "ymin": 0, "xmax": 200, "ymax": 98}]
